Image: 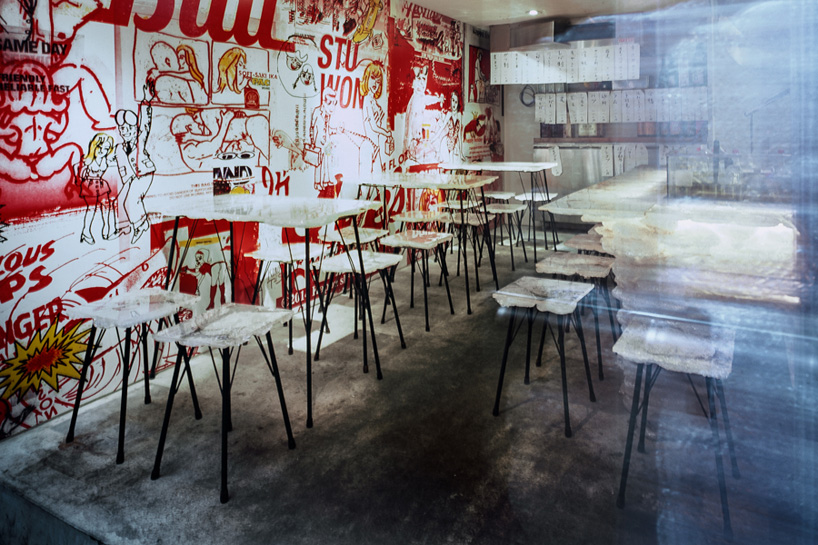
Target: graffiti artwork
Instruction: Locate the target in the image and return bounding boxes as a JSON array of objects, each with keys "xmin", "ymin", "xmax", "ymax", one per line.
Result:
[{"xmin": 0, "ymin": 0, "xmax": 492, "ymax": 438}]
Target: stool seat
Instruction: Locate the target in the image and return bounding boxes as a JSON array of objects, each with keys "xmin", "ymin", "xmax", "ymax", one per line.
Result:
[
  {"xmin": 380, "ymin": 230, "xmax": 453, "ymax": 250},
  {"xmin": 485, "ymin": 203, "xmax": 527, "ymax": 214},
  {"xmin": 515, "ymin": 191, "xmax": 558, "ymax": 202},
  {"xmin": 245, "ymin": 244, "xmax": 308, "ymax": 264},
  {"xmin": 439, "ymin": 199, "xmax": 482, "ymax": 210},
  {"xmin": 441, "ymin": 213, "xmax": 496, "ymax": 227},
  {"xmin": 613, "ymin": 316, "xmax": 734, "ymax": 379},
  {"xmin": 493, "ymin": 276, "xmax": 592, "ymax": 315},
  {"xmin": 320, "ymin": 250, "xmax": 403, "ymax": 274},
  {"xmin": 483, "ymin": 190, "xmax": 516, "ymax": 200},
  {"xmin": 393, "ymin": 210, "xmax": 446, "ymax": 223},
  {"xmin": 153, "ymin": 303, "xmax": 295, "ymax": 348},
  {"xmin": 563, "ymin": 232, "xmax": 606, "ymax": 255},
  {"xmin": 536, "ymin": 250, "xmax": 614, "ymax": 279},
  {"xmin": 67, "ymin": 289, "xmax": 198, "ymax": 329},
  {"xmin": 321, "ymin": 226, "xmax": 387, "ymax": 245}
]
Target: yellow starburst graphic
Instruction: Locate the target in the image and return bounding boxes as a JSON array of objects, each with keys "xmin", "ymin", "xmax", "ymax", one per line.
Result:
[{"xmin": 0, "ymin": 321, "xmax": 88, "ymax": 401}]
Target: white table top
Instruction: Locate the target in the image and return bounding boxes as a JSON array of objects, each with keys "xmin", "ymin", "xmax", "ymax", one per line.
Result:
[
  {"xmin": 539, "ymin": 167, "xmax": 667, "ymax": 223},
  {"xmin": 535, "ymin": 251, "xmax": 614, "ymax": 279},
  {"xmin": 492, "ymin": 276, "xmax": 594, "ymax": 315},
  {"xmin": 153, "ymin": 303, "xmax": 294, "ymax": 349},
  {"xmin": 357, "ymin": 172, "xmax": 497, "ymax": 191},
  {"xmin": 149, "ymin": 194, "xmax": 381, "ymax": 229},
  {"xmin": 66, "ymin": 289, "xmax": 199, "ymax": 330},
  {"xmin": 439, "ymin": 161, "xmax": 557, "ymax": 173},
  {"xmin": 563, "ymin": 233, "xmax": 606, "ymax": 254}
]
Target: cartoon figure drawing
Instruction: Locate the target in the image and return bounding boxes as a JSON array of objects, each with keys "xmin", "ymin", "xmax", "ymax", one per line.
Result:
[
  {"xmin": 473, "ymin": 49, "xmax": 488, "ymax": 103},
  {"xmin": 181, "ymin": 249, "xmax": 230, "ymax": 313},
  {"xmin": 216, "ymin": 47, "xmax": 249, "ymax": 95},
  {"xmin": 271, "ymin": 129, "xmax": 305, "ymax": 170},
  {"xmin": 76, "ymin": 133, "xmax": 118, "ymax": 244},
  {"xmin": 404, "ymin": 65, "xmax": 442, "ymax": 162},
  {"xmin": 435, "ymin": 91, "xmax": 463, "ymax": 161},
  {"xmin": 114, "ymin": 92, "xmax": 155, "ymax": 244},
  {"xmin": 307, "ymin": 87, "xmax": 339, "ymax": 192},
  {"xmin": 146, "ymin": 41, "xmax": 208, "ymax": 104},
  {"xmin": 359, "ymin": 61, "xmax": 393, "ymax": 173},
  {"xmin": 171, "ymin": 108, "xmax": 269, "ymax": 171}
]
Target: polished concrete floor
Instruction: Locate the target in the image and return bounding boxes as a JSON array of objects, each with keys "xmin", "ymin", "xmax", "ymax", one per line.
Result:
[{"xmin": 1, "ymin": 232, "xmax": 817, "ymax": 545}]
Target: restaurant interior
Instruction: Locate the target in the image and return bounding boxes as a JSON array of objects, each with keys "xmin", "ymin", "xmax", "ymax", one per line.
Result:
[{"xmin": 0, "ymin": 0, "xmax": 816, "ymax": 543}]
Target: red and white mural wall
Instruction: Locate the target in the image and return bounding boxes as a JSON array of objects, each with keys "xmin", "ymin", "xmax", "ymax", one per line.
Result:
[{"xmin": 0, "ymin": 0, "xmax": 499, "ymax": 438}]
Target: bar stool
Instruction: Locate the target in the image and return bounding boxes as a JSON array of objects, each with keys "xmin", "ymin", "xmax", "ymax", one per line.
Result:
[
  {"xmin": 614, "ymin": 315, "xmax": 739, "ymax": 540},
  {"xmin": 379, "ymin": 230, "xmax": 455, "ymax": 331},
  {"xmin": 151, "ymin": 303, "xmax": 296, "ymax": 504},
  {"xmin": 517, "ymin": 190, "xmax": 559, "ymax": 260},
  {"xmin": 485, "ymin": 201, "xmax": 528, "ymax": 270},
  {"xmin": 492, "ymin": 276, "xmax": 597, "ymax": 437},
  {"xmin": 314, "ymin": 248, "xmax": 406, "ymax": 377},
  {"xmin": 536, "ymin": 250, "xmax": 619, "ymax": 380},
  {"xmin": 65, "ymin": 289, "xmax": 201, "ymax": 464}
]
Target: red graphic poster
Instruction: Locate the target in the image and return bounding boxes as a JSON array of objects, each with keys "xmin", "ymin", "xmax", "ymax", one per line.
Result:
[{"xmin": 388, "ymin": 2, "xmax": 464, "ymax": 168}]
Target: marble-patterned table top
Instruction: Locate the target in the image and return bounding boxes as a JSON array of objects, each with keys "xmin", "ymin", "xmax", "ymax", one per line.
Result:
[
  {"xmin": 66, "ymin": 289, "xmax": 199, "ymax": 330},
  {"xmin": 485, "ymin": 203, "xmax": 527, "ymax": 214},
  {"xmin": 357, "ymin": 172, "xmax": 497, "ymax": 191},
  {"xmin": 149, "ymin": 194, "xmax": 381, "ymax": 229},
  {"xmin": 613, "ymin": 315, "xmax": 735, "ymax": 379},
  {"xmin": 515, "ymin": 191, "xmax": 559, "ymax": 202},
  {"xmin": 535, "ymin": 251, "xmax": 614, "ymax": 279},
  {"xmin": 438, "ymin": 161, "xmax": 557, "ymax": 173},
  {"xmin": 492, "ymin": 277, "xmax": 593, "ymax": 315},
  {"xmin": 153, "ymin": 303, "xmax": 294, "ymax": 349}
]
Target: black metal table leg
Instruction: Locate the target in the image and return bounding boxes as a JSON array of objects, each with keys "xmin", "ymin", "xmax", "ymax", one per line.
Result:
[
  {"xmin": 151, "ymin": 345, "xmax": 187, "ymax": 480},
  {"xmin": 220, "ymin": 347, "xmax": 230, "ymax": 504},
  {"xmin": 557, "ymin": 314, "xmax": 572, "ymax": 438},
  {"xmin": 66, "ymin": 325, "xmax": 99, "ymax": 443},
  {"xmin": 617, "ymin": 363, "xmax": 645, "ymax": 508}
]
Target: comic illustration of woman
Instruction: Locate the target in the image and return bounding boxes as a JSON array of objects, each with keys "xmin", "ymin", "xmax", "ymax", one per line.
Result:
[
  {"xmin": 76, "ymin": 133, "xmax": 116, "ymax": 244},
  {"xmin": 216, "ymin": 48, "xmax": 249, "ymax": 95},
  {"xmin": 147, "ymin": 41, "xmax": 208, "ymax": 104},
  {"xmin": 359, "ymin": 61, "xmax": 393, "ymax": 173}
]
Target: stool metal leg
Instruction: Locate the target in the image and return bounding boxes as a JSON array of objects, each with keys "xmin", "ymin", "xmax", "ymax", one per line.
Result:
[
  {"xmin": 524, "ymin": 309, "xmax": 534, "ymax": 385},
  {"xmin": 421, "ymin": 250, "xmax": 430, "ymax": 332},
  {"xmin": 715, "ymin": 379, "xmax": 740, "ymax": 479},
  {"xmin": 116, "ymin": 326, "xmax": 133, "ymax": 464},
  {"xmin": 592, "ymin": 284, "xmax": 604, "ymax": 381},
  {"xmin": 435, "ymin": 246, "xmax": 455, "ymax": 315},
  {"xmin": 617, "ymin": 363, "xmax": 645, "ymax": 508},
  {"xmin": 151, "ymin": 345, "xmax": 187, "ymax": 480},
  {"xmin": 493, "ymin": 308, "xmax": 518, "ymax": 416},
  {"xmin": 557, "ymin": 314, "xmax": 572, "ymax": 438},
  {"xmin": 707, "ymin": 377, "xmax": 733, "ymax": 541},
  {"xmin": 66, "ymin": 325, "xmax": 99, "ymax": 443},
  {"xmin": 381, "ymin": 267, "xmax": 406, "ymax": 349},
  {"xmin": 572, "ymin": 309, "xmax": 596, "ymax": 403},
  {"xmin": 220, "ymin": 347, "xmax": 231, "ymax": 503},
  {"xmin": 264, "ymin": 332, "xmax": 296, "ymax": 450},
  {"xmin": 140, "ymin": 323, "xmax": 151, "ymax": 405},
  {"xmin": 637, "ymin": 364, "xmax": 657, "ymax": 453}
]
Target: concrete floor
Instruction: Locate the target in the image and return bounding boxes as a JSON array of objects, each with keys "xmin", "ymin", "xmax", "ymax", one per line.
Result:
[{"xmin": 1, "ymin": 234, "xmax": 817, "ymax": 545}]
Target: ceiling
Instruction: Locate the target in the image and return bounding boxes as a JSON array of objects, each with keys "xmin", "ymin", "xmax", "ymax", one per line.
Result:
[{"xmin": 407, "ymin": 0, "xmax": 688, "ymax": 28}]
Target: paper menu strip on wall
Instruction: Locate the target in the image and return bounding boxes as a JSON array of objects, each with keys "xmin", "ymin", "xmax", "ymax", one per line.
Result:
[
  {"xmin": 587, "ymin": 91, "xmax": 610, "ymax": 124},
  {"xmin": 535, "ymin": 93, "xmax": 557, "ymax": 124},
  {"xmin": 627, "ymin": 43, "xmax": 641, "ymax": 79},
  {"xmin": 622, "ymin": 90, "xmax": 633, "ymax": 122},
  {"xmin": 610, "ymin": 91, "xmax": 623, "ymax": 123},
  {"xmin": 600, "ymin": 145, "xmax": 614, "ymax": 177},
  {"xmin": 567, "ymin": 92, "xmax": 588, "ymax": 124},
  {"xmin": 644, "ymin": 89, "xmax": 657, "ymax": 122},
  {"xmin": 566, "ymin": 49, "xmax": 579, "ymax": 83},
  {"xmin": 555, "ymin": 92, "xmax": 567, "ymax": 124},
  {"xmin": 491, "ymin": 52, "xmax": 500, "ymax": 84},
  {"xmin": 614, "ymin": 43, "xmax": 628, "ymax": 81}
]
